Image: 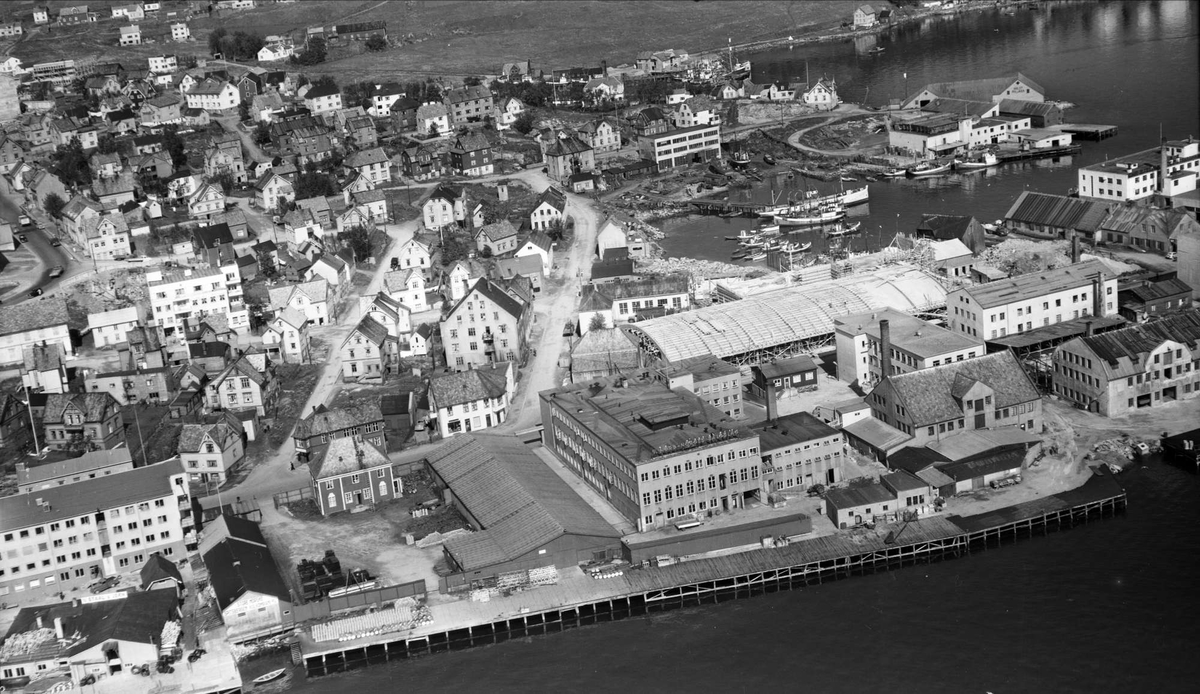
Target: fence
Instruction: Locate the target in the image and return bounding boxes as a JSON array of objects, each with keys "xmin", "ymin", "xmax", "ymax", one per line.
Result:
[
  {"xmin": 285, "ymin": 580, "xmax": 427, "ymax": 627},
  {"xmin": 273, "ymin": 485, "xmax": 314, "ymax": 509}
]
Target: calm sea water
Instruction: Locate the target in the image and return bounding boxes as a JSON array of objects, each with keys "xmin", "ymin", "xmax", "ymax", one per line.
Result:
[
  {"xmin": 291, "ymin": 4, "xmax": 1200, "ymax": 692},
  {"xmin": 659, "ymin": 0, "xmax": 1200, "ymax": 263}
]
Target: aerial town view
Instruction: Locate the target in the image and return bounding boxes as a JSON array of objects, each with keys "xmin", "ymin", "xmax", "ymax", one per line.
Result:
[{"xmin": 0, "ymin": 0, "xmax": 1197, "ymax": 692}]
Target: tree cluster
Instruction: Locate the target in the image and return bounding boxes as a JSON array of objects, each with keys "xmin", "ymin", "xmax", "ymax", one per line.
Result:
[
  {"xmin": 294, "ymin": 171, "xmax": 337, "ymax": 199},
  {"xmin": 161, "ymin": 126, "xmax": 189, "ymax": 168},
  {"xmin": 339, "ymin": 226, "xmax": 374, "ymax": 262},
  {"xmin": 51, "ymin": 137, "xmax": 91, "ymax": 187},
  {"xmin": 208, "ymin": 27, "xmax": 265, "ymax": 61},
  {"xmin": 491, "ymin": 80, "xmax": 553, "ymax": 108},
  {"xmin": 365, "ymin": 34, "xmax": 388, "ymax": 52},
  {"xmin": 290, "ymin": 36, "xmax": 327, "ymax": 66}
]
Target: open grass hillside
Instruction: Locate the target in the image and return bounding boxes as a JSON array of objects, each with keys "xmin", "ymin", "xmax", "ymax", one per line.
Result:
[{"xmin": 2, "ymin": 1, "xmax": 856, "ymax": 79}]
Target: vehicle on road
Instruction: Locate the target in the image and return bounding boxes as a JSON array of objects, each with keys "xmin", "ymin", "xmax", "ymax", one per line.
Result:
[
  {"xmin": 18, "ymin": 214, "xmax": 31, "ymax": 226},
  {"xmin": 49, "ymin": 265, "xmax": 64, "ymax": 278},
  {"xmin": 18, "ymin": 234, "xmax": 27, "ymax": 242},
  {"xmin": 29, "ymin": 288, "xmax": 43, "ymax": 297},
  {"xmin": 1166, "ymin": 251, "xmax": 1177, "ymax": 260},
  {"xmin": 50, "ymin": 239, "xmax": 61, "ymax": 247}
]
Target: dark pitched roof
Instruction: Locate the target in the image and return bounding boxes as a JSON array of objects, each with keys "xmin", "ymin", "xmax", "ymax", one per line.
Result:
[
  {"xmin": 1, "ymin": 591, "xmax": 178, "ymax": 664},
  {"xmin": 534, "ymin": 185, "xmax": 567, "ymax": 212},
  {"xmin": 430, "ymin": 363, "xmax": 510, "ymax": 410},
  {"xmin": 997, "ymin": 98, "xmax": 1062, "ymax": 118},
  {"xmin": 304, "ymin": 82, "xmax": 341, "ymax": 99},
  {"xmin": 428, "ymin": 435, "xmax": 620, "ymax": 572},
  {"xmin": 294, "ymin": 402, "xmax": 384, "ymax": 440},
  {"xmin": 140, "ymin": 552, "xmax": 183, "ymax": 588},
  {"xmin": 881, "ymin": 351, "xmax": 1039, "ymax": 426},
  {"xmin": 916, "ymin": 214, "xmax": 977, "ymax": 240},
  {"xmin": 193, "ymin": 222, "xmax": 233, "ymax": 249},
  {"xmin": 886, "ymin": 446, "xmax": 951, "ymax": 474},
  {"xmin": 757, "ymin": 355, "xmax": 818, "ymax": 379},
  {"xmin": 824, "ymin": 482, "xmax": 894, "ymax": 509},
  {"xmin": 203, "ymin": 537, "xmax": 291, "ymax": 610},
  {"xmin": 309, "ymin": 436, "xmax": 389, "ymax": 480},
  {"xmin": 42, "ymin": 393, "xmax": 118, "ymax": 424},
  {"xmin": 1004, "ymin": 191, "xmax": 1110, "ymax": 233},
  {"xmin": 449, "ymin": 278, "xmax": 527, "ymax": 323},
  {"xmin": 1078, "ymin": 308, "xmax": 1200, "ymax": 366}
]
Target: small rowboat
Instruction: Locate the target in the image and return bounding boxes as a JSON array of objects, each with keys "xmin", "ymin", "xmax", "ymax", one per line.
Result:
[
  {"xmin": 763, "ymin": 154, "xmax": 777, "ymax": 165},
  {"xmin": 253, "ymin": 669, "xmax": 287, "ymax": 685},
  {"xmin": 881, "ymin": 168, "xmax": 906, "ymax": 178}
]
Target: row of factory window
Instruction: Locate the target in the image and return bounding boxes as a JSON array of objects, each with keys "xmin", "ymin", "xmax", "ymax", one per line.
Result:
[
  {"xmin": 640, "ymin": 468, "xmax": 759, "ymax": 506},
  {"xmin": 639, "ymin": 447, "xmax": 758, "ymax": 483}
]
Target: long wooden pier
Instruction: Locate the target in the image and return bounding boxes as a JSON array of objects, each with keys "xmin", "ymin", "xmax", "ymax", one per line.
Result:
[
  {"xmin": 995, "ymin": 143, "xmax": 1083, "ymax": 163},
  {"xmin": 300, "ymin": 475, "xmax": 1126, "ymax": 677},
  {"xmin": 1060, "ymin": 124, "xmax": 1119, "ymax": 140}
]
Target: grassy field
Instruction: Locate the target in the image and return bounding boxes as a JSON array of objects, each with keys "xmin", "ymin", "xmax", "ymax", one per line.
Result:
[{"xmin": 3, "ymin": 1, "xmax": 853, "ymax": 79}]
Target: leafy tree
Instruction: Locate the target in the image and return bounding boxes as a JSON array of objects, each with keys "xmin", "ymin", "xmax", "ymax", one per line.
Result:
[
  {"xmin": 426, "ymin": 122, "xmax": 440, "ymax": 139},
  {"xmin": 588, "ymin": 313, "xmax": 607, "ymax": 332},
  {"xmin": 290, "ymin": 36, "xmax": 326, "ymax": 66},
  {"xmin": 96, "ymin": 132, "xmax": 119, "ymax": 155},
  {"xmin": 238, "ymin": 100, "xmax": 250, "ymax": 122},
  {"xmin": 341, "ymin": 226, "xmax": 373, "ymax": 262},
  {"xmin": 365, "ymin": 34, "xmax": 387, "ymax": 52},
  {"xmin": 463, "ymin": 76, "xmax": 482, "ymax": 87},
  {"xmin": 294, "ymin": 171, "xmax": 336, "ymax": 199},
  {"xmin": 311, "ymin": 75, "xmax": 338, "ymax": 91},
  {"xmin": 546, "ymin": 218, "xmax": 567, "ymax": 243},
  {"xmin": 253, "ymin": 121, "xmax": 271, "ymax": 145},
  {"xmin": 439, "ymin": 234, "xmax": 471, "ymax": 266},
  {"xmin": 233, "ymin": 32, "xmax": 264, "ymax": 60},
  {"xmin": 43, "ymin": 192, "xmax": 66, "ymax": 219},
  {"xmin": 208, "ymin": 27, "xmax": 229, "ymax": 56},
  {"xmin": 51, "ymin": 137, "xmax": 91, "ymax": 187},
  {"xmin": 161, "ymin": 125, "xmax": 188, "ymax": 167},
  {"xmin": 208, "ymin": 170, "xmax": 236, "ymax": 194},
  {"xmin": 512, "ymin": 111, "xmax": 535, "ymax": 135}
]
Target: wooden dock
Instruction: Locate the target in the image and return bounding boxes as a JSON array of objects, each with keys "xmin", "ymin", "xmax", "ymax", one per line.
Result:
[
  {"xmin": 298, "ymin": 474, "xmax": 1126, "ymax": 678},
  {"xmin": 1060, "ymin": 124, "xmax": 1119, "ymax": 140},
  {"xmin": 995, "ymin": 143, "xmax": 1083, "ymax": 162}
]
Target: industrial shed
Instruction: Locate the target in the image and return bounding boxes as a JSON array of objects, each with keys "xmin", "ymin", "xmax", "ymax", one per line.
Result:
[
  {"xmin": 622, "ymin": 266, "xmax": 947, "ymax": 365},
  {"xmin": 426, "ymin": 434, "xmax": 622, "ymax": 591}
]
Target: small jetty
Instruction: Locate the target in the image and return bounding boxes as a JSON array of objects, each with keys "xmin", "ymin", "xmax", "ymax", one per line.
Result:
[
  {"xmin": 994, "ymin": 143, "xmax": 1082, "ymax": 163},
  {"xmin": 1060, "ymin": 124, "xmax": 1118, "ymax": 140}
]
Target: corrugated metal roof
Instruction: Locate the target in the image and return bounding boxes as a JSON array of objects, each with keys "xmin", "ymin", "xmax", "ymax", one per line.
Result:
[{"xmin": 1004, "ymin": 191, "xmax": 1111, "ymax": 232}]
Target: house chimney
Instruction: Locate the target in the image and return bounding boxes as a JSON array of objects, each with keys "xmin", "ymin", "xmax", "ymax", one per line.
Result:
[
  {"xmin": 54, "ymin": 617, "xmax": 64, "ymax": 639},
  {"xmin": 1071, "ymin": 234, "xmax": 1081, "ymax": 263},
  {"xmin": 879, "ymin": 319, "xmax": 893, "ymax": 380},
  {"xmin": 1085, "ymin": 320, "xmax": 1094, "ymax": 337}
]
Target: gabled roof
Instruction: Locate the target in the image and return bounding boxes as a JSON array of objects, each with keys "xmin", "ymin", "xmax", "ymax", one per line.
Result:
[
  {"xmin": 1071, "ymin": 308, "xmax": 1200, "ymax": 380},
  {"xmin": 383, "ymin": 268, "xmax": 421, "ymax": 293},
  {"xmin": 447, "ymin": 278, "xmax": 527, "ymax": 324},
  {"xmin": 193, "ymin": 222, "xmax": 233, "ymax": 249},
  {"xmin": 210, "ymin": 355, "xmax": 267, "ymax": 389},
  {"xmin": 345, "ymin": 146, "xmax": 388, "ymax": 168},
  {"xmin": 880, "ymin": 350, "xmax": 1039, "ymax": 427},
  {"xmin": 178, "ymin": 421, "xmax": 241, "ymax": 453},
  {"xmin": 309, "ymin": 436, "xmax": 388, "ymax": 480},
  {"xmin": 295, "ymin": 402, "xmax": 384, "ymax": 440},
  {"xmin": 477, "ymin": 218, "xmax": 518, "ymax": 243},
  {"xmin": 963, "ymin": 259, "xmax": 1111, "ymax": 309},
  {"xmin": 1004, "ymin": 191, "xmax": 1110, "ymax": 233},
  {"xmin": 348, "ymin": 314, "xmax": 391, "ymax": 347},
  {"xmin": 303, "ymin": 82, "xmax": 341, "ymax": 99},
  {"xmin": 429, "ymin": 434, "xmax": 619, "ymax": 572},
  {"xmin": 140, "ymin": 552, "xmax": 183, "ymax": 589},
  {"xmin": 426, "ymin": 184, "xmax": 460, "ymax": 204},
  {"xmin": 545, "ymin": 135, "xmax": 592, "ymax": 157},
  {"xmin": 43, "ymin": 392, "xmax": 118, "ymax": 424},
  {"xmin": 430, "ymin": 362, "xmax": 510, "ymax": 410},
  {"xmin": 534, "ymin": 185, "xmax": 567, "ymax": 213},
  {"xmin": 452, "ymin": 132, "xmax": 491, "ymax": 153},
  {"xmin": 203, "ymin": 537, "xmax": 290, "ymax": 610},
  {"xmin": 910, "ymin": 72, "xmax": 1044, "ymax": 103},
  {"xmin": 444, "ymin": 84, "xmax": 493, "ymax": 104},
  {"xmin": 520, "ymin": 230, "xmax": 554, "ymax": 254},
  {"xmin": 274, "ymin": 306, "xmax": 309, "ymax": 331}
]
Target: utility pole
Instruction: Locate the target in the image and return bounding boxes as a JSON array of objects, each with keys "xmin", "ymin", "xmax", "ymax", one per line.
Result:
[
  {"xmin": 23, "ymin": 389, "xmax": 41, "ymax": 457},
  {"xmin": 133, "ymin": 405, "xmax": 147, "ymax": 466}
]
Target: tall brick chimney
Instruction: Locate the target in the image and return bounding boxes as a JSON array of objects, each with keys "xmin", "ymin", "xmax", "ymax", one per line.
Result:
[
  {"xmin": 1093, "ymin": 271, "xmax": 1106, "ymax": 317},
  {"xmin": 1071, "ymin": 234, "xmax": 1081, "ymax": 264},
  {"xmin": 879, "ymin": 319, "xmax": 893, "ymax": 382}
]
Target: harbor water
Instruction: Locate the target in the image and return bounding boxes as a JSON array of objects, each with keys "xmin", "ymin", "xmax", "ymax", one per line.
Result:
[
  {"xmin": 291, "ymin": 3, "xmax": 1199, "ymax": 691},
  {"xmin": 658, "ymin": 0, "xmax": 1200, "ymax": 263}
]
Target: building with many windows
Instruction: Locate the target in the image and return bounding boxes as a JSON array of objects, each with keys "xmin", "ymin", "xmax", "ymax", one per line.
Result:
[
  {"xmin": 293, "ymin": 402, "xmax": 386, "ymax": 462},
  {"xmin": 0, "ymin": 459, "xmax": 192, "ymax": 605},
  {"xmin": 429, "ymin": 362, "xmax": 514, "ymax": 437},
  {"xmin": 652, "ymin": 354, "xmax": 743, "ymax": 418},
  {"xmin": 146, "ymin": 266, "xmax": 249, "ymax": 342},
  {"xmin": 946, "ymin": 260, "xmax": 1117, "ymax": 341},
  {"xmin": 179, "ymin": 420, "xmax": 244, "ymax": 484},
  {"xmin": 42, "ymin": 393, "xmax": 125, "ymax": 451},
  {"xmin": 753, "ymin": 412, "xmax": 845, "ymax": 493},
  {"xmin": 835, "ymin": 308, "xmax": 985, "ymax": 390},
  {"xmin": 440, "ymin": 279, "xmax": 531, "ymax": 369},
  {"xmin": 541, "ymin": 374, "xmax": 762, "ymax": 532},
  {"xmin": 637, "ymin": 123, "xmax": 721, "ymax": 172},
  {"xmin": 866, "ymin": 350, "xmax": 1042, "ymax": 446},
  {"xmin": 1076, "ymin": 137, "xmax": 1200, "ymax": 204},
  {"xmin": 310, "ymin": 437, "xmax": 401, "ymax": 516},
  {"xmin": 1051, "ymin": 308, "xmax": 1200, "ymax": 416}
]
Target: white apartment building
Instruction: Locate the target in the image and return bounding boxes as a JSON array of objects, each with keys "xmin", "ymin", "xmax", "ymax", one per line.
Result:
[
  {"xmin": 834, "ymin": 308, "xmax": 986, "ymax": 390},
  {"xmin": 947, "ymin": 259, "xmax": 1118, "ymax": 341},
  {"xmin": 184, "ymin": 78, "xmax": 239, "ymax": 112},
  {"xmin": 1076, "ymin": 138, "xmax": 1200, "ymax": 203},
  {"xmin": 148, "ymin": 55, "xmax": 177, "ymax": 74},
  {"xmin": 145, "ymin": 267, "xmax": 248, "ymax": 341},
  {"xmin": 171, "ymin": 23, "xmax": 190, "ymax": 41},
  {"xmin": 0, "ymin": 459, "xmax": 193, "ymax": 605},
  {"xmin": 637, "ymin": 124, "xmax": 721, "ymax": 172}
]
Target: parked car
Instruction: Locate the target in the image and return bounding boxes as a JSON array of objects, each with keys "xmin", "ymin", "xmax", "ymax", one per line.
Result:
[
  {"xmin": 17, "ymin": 234, "xmax": 27, "ymax": 242},
  {"xmin": 49, "ymin": 265, "xmax": 64, "ymax": 278},
  {"xmin": 18, "ymin": 214, "xmax": 31, "ymax": 226},
  {"xmin": 28, "ymin": 288, "xmax": 43, "ymax": 297},
  {"xmin": 50, "ymin": 239, "xmax": 61, "ymax": 247}
]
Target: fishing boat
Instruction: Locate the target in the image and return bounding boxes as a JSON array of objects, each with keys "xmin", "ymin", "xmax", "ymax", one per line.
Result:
[
  {"xmin": 725, "ymin": 39, "xmax": 752, "ymax": 80},
  {"xmin": 718, "ymin": 209, "xmax": 740, "ymax": 218},
  {"xmin": 882, "ymin": 168, "xmax": 907, "ymax": 177},
  {"xmin": 253, "ymin": 669, "xmax": 287, "ymax": 685},
  {"xmin": 840, "ymin": 175, "xmax": 857, "ymax": 182},
  {"xmin": 726, "ymin": 229, "xmax": 758, "ymax": 240},
  {"xmin": 731, "ymin": 249, "xmax": 748, "ymax": 259},
  {"xmin": 839, "ymin": 184, "xmax": 870, "ymax": 206},
  {"xmin": 780, "ymin": 241, "xmax": 812, "ymax": 252},
  {"xmin": 757, "ymin": 224, "xmax": 781, "ymax": 235},
  {"xmin": 867, "ymin": 46, "xmax": 885, "ymax": 55},
  {"xmin": 709, "ymin": 160, "xmax": 731, "ymax": 175},
  {"xmin": 763, "ymin": 154, "xmax": 777, "ymax": 166},
  {"xmin": 775, "ymin": 206, "xmax": 845, "ymax": 227},
  {"xmin": 906, "ymin": 160, "xmax": 953, "ymax": 177},
  {"xmin": 954, "ymin": 151, "xmax": 999, "ymax": 169},
  {"xmin": 731, "ymin": 148, "xmax": 752, "ymax": 166},
  {"xmin": 749, "ymin": 251, "xmax": 767, "ymax": 261},
  {"xmin": 826, "ymin": 221, "xmax": 862, "ymax": 238},
  {"xmin": 739, "ymin": 239, "xmax": 764, "ymax": 248}
]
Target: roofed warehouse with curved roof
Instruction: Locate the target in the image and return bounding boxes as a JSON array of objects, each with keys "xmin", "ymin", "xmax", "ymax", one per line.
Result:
[{"xmin": 622, "ymin": 266, "xmax": 948, "ymax": 365}]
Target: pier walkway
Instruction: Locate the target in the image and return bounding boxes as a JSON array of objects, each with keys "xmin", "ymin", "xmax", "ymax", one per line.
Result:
[{"xmin": 298, "ymin": 473, "xmax": 1126, "ymax": 676}]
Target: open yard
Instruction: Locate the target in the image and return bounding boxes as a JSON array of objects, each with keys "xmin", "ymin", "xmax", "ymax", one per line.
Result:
[
  {"xmin": 266, "ymin": 469, "xmax": 468, "ymax": 599},
  {"xmin": 123, "ymin": 404, "xmax": 180, "ymax": 465},
  {"xmin": 3, "ymin": 1, "xmax": 853, "ymax": 79}
]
